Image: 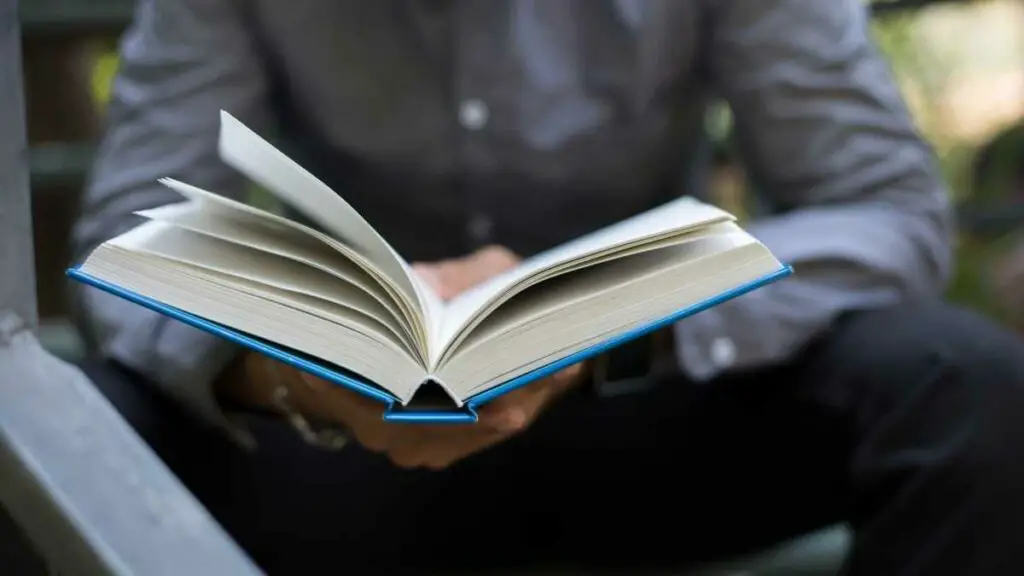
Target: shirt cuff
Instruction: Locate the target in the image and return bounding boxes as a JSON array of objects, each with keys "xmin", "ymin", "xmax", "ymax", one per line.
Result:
[{"xmin": 671, "ymin": 289, "xmax": 784, "ymax": 383}]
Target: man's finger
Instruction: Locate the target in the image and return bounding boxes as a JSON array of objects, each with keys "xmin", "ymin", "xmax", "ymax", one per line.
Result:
[
  {"xmin": 388, "ymin": 425, "xmax": 498, "ymax": 469},
  {"xmin": 412, "ymin": 263, "xmax": 447, "ymax": 295},
  {"xmin": 451, "ymin": 246, "xmax": 519, "ymax": 290},
  {"xmin": 416, "ymin": 246, "xmax": 521, "ymax": 300},
  {"xmin": 476, "ymin": 383, "xmax": 550, "ymax": 432},
  {"xmin": 433, "ymin": 259, "xmax": 494, "ymax": 298},
  {"xmin": 413, "ymin": 260, "xmax": 480, "ymax": 300},
  {"xmin": 477, "ymin": 364, "xmax": 584, "ymax": 429},
  {"xmin": 299, "ymin": 374, "xmax": 392, "ymax": 446},
  {"xmin": 422, "ymin": 429, "xmax": 508, "ymax": 470},
  {"xmin": 384, "ymin": 429, "xmax": 433, "ymax": 468},
  {"xmin": 551, "ymin": 363, "xmax": 585, "ymax": 389},
  {"xmin": 466, "ymin": 245, "xmax": 519, "ymax": 276}
]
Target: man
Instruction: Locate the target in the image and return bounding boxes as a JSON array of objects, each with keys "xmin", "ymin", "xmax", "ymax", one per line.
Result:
[{"xmin": 73, "ymin": 0, "xmax": 1024, "ymax": 574}]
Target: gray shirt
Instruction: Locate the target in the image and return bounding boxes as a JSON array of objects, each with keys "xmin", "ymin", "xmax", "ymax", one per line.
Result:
[{"xmin": 72, "ymin": 0, "xmax": 953, "ymax": 424}]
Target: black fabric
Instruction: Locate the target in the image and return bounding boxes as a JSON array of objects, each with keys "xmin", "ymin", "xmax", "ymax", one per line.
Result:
[
  {"xmin": 0, "ymin": 505, "xmax": 47, "ymax": 576},
  {"xmin": 600, "ymin": 332, "xmax": 654, "ymax": 382},
  {"xmin": 82, "ymin": 302, "xmax": 1024, "ymax": 575}
]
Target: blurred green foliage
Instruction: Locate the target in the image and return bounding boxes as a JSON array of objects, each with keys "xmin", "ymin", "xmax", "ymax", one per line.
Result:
[
  {"xmin": 873, "ymin": 8, "xmax": 1024, "ymax": 321},
  {"xmin": 91, "ymin": 49, "xmax": 117, "ymax": 105}
]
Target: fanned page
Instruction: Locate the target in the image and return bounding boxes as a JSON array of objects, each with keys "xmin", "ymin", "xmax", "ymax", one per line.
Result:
[
  {"xmin": 135, "ymin": 202, "xmax": 419, "ymax": 357},
  {"xmin": 84, "ymin": 221, "xmax": 429, "ymax": 398},
  {"xmin": 436, "ymin": 223, "xmax": 783, "ymax": 398},
  {"xmin": 216, "ymin": 112, "xmax": 446, "ymax": 348},
  {"xmin": 154, "ymin": 178, "xmax": 430, "ymax": 362},
  {"xmin": 432, "ymin": 197, "xmax": 734, "ymax": 364},
  {"xmin": 213, "ymin": 113, "xmax": 732, "ymax": 372}
]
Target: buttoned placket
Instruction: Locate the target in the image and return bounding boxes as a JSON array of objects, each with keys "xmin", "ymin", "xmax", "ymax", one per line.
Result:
[
  {"xmin": 458, "ymin": 98, "xmax": 495, "ymax": 247},
  {"xmin": 453, "ymin": 4, "xmax": 498, "ymax": 252}
]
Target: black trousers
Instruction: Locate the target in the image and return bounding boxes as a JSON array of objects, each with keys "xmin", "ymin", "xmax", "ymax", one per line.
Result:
[{"xmin": 82, "ymin": 302, "xmax": 1024, "ymax": 575}]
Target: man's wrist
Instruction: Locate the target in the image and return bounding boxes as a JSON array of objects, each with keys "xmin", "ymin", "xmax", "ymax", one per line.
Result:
[
  {"xmin": 214, "ymin": 353, "xmax": 313, "ymax": 417},
  {"xmin": 215, "ymin": 352, "xmax": 351, "ymax": 448}
]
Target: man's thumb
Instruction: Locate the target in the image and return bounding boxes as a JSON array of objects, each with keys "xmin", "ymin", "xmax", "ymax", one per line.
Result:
[{"xmin": 412, "ymin": 263, "xmax": 446, "ymax": 295}]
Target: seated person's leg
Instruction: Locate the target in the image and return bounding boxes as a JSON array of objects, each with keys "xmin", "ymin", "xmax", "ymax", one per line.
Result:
[
  {"xmin": 775, "ymin": 301, "xmax": 1024, "ymax": 575},
  {"xmin": 78, "ymin": 360, "xmax": 466, "ymax": 573},
  {"xmin": 467, "ymin": 299, "xmax": 1024, "ymax": 574},
  {"xmin": 81, "ymin": 354, "xmax": 851, "ymax": 573},
  {"xmin": 80, "ymin": 300, "xmax": 1024, "ymax": 575}
]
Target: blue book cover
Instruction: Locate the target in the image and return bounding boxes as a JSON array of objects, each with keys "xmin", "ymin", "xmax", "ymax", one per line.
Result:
[{"xmin": 68, "ymin": 265, "xmax": 792, "ymax": 423}]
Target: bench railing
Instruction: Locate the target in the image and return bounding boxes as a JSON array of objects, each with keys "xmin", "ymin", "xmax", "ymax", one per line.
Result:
[{"xmin": 0, "ymin": 1, "xmax": 262, "ymax": 573}]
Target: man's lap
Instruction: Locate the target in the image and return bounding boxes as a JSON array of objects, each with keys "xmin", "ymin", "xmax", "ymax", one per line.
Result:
[{"xmin": 80, "ymin": 301, "xmax": 1024, "ymax": 573}]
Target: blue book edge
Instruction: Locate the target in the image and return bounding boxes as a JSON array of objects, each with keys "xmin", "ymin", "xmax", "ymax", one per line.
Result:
[{"xmin": 67, "ymin": 264, "xmax": 793, "ymax": 423}]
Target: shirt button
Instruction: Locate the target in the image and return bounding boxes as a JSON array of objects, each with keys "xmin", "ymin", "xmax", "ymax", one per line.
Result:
[
  {"xmin": 709, "ymin": 337, "xmax": 737, "ymax": 369},
  {"xmin": 467, "ymin": 213, "xmax": 494, "ymax": 245},
  {"xmin": 458, "ymin": 99, "xmax": 489, "ymax": 130}
]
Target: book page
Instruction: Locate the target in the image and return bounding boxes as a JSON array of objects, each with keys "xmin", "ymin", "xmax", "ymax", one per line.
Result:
[
  {"xmin": 84, "ymin": 225, "xmax": 429, "ymax": 398},
  {"xmin": 112, "ymin": 221, "xmax": 419, "ymax": 357},
  {"xmin": 436, "ymin": 229, "xmax": 781, "ymax": 397},
  {"xmin": 217, "ymin": 112, "xmax": 437, "ymax": 330},
  {"xmin": 137, "ymin": 202, "xmax": 414, "ymax": 345},
  {"xmin": 157, "ymin": 178, "xmax": 428, "ymax": 351},
  {"xmin": 432, "ymin": 197, "xmax": 733, "ymax": 361}
]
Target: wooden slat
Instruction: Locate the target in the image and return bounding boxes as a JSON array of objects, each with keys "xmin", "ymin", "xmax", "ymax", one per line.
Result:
[
  {"xmin": 29, "ymin": 142, "xmax": 96, "ymax": 188},
  {"xmin": 870, "ymin": 0, "xmax": 972, "ymax": 16},
  {"xmin": 19, "ymin": 0, "xmax": 132, "ymax": 34}
]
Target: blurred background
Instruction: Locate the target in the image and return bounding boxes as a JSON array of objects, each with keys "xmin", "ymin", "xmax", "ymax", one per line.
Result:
[
  {"xmin": 7, "ymin": 2, "xmax": 1023, "ymax": 574},
  {"xmin": 19, "ymin": 0, "xmax": 1024, "ymax": 359}
]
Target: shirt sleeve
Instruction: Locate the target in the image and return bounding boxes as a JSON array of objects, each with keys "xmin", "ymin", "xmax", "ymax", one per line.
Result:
[
  {"xmin": 71, "ymin": 0, "xmax": 270, "ymax": 424},
  {"xmin": 674, "ymin": 0, "xmax": 954, "ymax": 381}
]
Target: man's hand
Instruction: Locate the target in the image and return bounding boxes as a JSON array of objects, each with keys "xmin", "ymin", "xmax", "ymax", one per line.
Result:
[
  {"xmin": 299, "ymin": 362, "xmax": 584, "ymax": 469},
  {"xmin": 411, "ymin": 244, "xmax": 520, "ymax": 300},
  {"xmin": 288, "ymin": 244, "xmax": 588, "ymax": 469}
]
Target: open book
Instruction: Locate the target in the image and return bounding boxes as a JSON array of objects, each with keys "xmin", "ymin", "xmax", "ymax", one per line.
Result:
[{"xmin": 70, "ymin": 111, "xmax": 791, "ymax": 423}]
